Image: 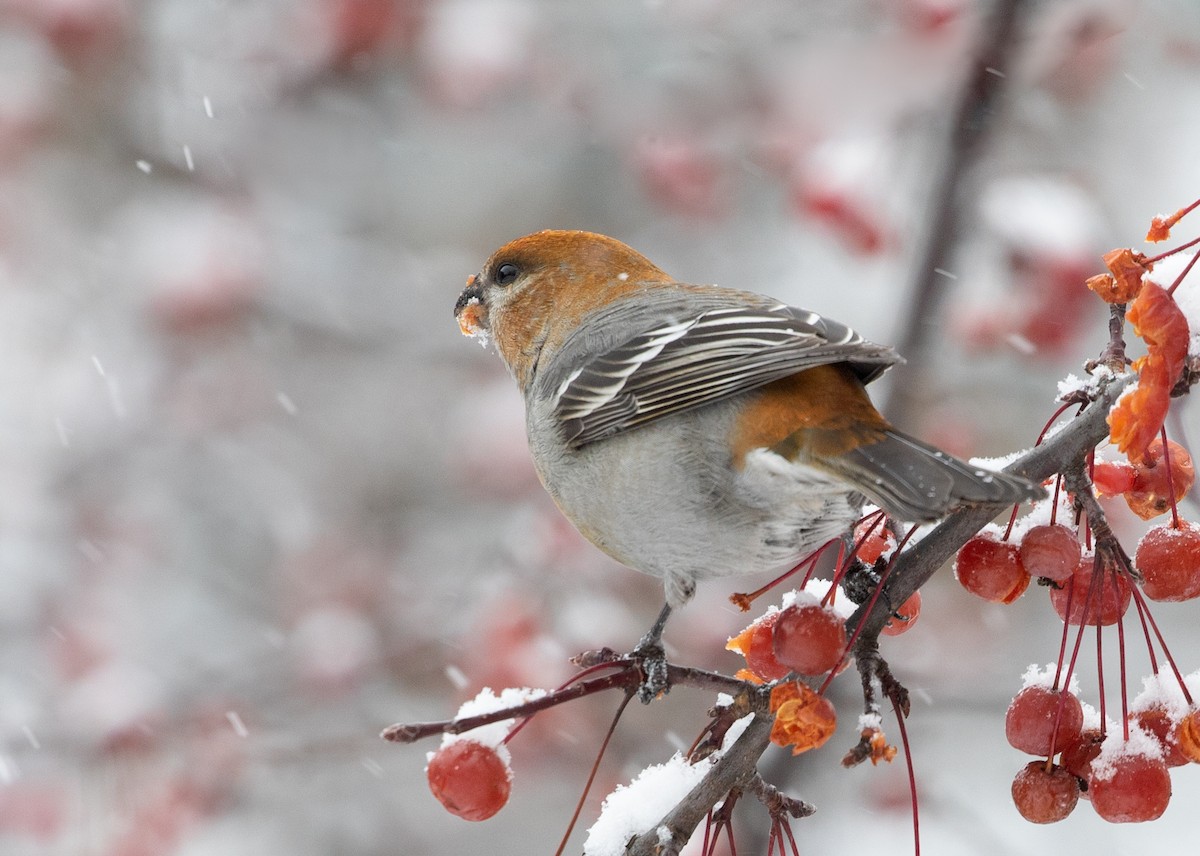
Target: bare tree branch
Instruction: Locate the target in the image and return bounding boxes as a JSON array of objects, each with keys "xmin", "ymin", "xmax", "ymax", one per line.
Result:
[
  {"xmin": 884, "ymin": 0, "xmax": 1031, "ymax": 429},
  {"xmin": 625, "ymin": 714, "xmax": 775, "ymax": 856}
]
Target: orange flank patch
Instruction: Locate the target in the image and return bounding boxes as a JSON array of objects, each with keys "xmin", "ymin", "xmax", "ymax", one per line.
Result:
[{"xmin": 728, "ymin": 365, "xmax": 890, "ymax": 466}]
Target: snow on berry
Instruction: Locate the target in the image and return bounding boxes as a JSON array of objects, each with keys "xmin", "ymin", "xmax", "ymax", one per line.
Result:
[
  {"xmin": 423, "ymin": 686, "xmax": 546, "ymax": 820},
  {"xmin": 1020, "ymin": 662, "xmax": 1082, "ymax": 695},
  {"xmin": 1088, "ymin": 729, "xmax": 1172, "ymax": 823},
  {"xmin": 781, "ymin": 579, "xmax": 857, "ymax": 620},
  {"xmin": 583, "ymin": 714, "xmax": 754, "ymax": 856}
]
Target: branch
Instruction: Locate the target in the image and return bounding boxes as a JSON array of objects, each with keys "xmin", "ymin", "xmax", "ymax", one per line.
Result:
[
  {"xmin": 884, "ymin": 0, "xmax": 1031, "ymax": 429},
  {"xmin": 624, "ymin": 714, "xmax": 775, "ymax": 856},
  {"xmin": 853, "ymin": 372, "xmax": 1133, "ymax": 637},
  {"xmin": 381, "ymin": 659, "xmax": 753, "ymax": 744}
]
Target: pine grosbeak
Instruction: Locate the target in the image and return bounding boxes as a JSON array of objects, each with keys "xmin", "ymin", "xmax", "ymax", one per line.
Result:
[{"xmin": 455, "ymin": 230, "xmax": 1041, "ymax": 614}]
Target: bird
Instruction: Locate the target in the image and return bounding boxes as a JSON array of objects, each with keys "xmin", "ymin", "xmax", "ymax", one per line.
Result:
[{"xmin": 454, "ymin": 230, "xmax": 1042, "ymax": 683}]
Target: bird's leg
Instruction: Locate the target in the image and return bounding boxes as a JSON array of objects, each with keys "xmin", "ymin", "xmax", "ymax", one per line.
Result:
[{"xmin": 631, "ymin": 602, "xmax": 672, "ymax": 704}]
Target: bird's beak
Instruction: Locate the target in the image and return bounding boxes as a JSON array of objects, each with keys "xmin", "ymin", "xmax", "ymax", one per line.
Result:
[{"xmin": 454, "ymin": 273, "xmax": 489, "ymax": 338}]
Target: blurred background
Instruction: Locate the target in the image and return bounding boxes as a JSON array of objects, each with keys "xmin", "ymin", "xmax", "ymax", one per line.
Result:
[{"xmin": 2, "ymin": 0, "xmax": 1199, "ymax": 853}]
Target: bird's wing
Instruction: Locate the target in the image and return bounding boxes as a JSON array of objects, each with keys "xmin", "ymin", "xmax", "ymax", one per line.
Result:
[{"xmin": 543, "ymin": 289, "xmax": 900, "ymax": 449}]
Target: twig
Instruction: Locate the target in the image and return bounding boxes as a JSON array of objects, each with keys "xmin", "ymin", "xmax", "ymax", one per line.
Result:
[
  {"xmin": 380, "ymin": 660, "xmax": 753, "ymax": 743},
  {"xmin": 884, "ymin": 0, "xmax": 1031, "ymax": 429}
]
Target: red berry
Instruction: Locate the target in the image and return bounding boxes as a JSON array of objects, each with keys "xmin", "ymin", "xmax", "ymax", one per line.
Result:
[
  {"xmin": 772, "ymin": 602, "xmax": 847, "ymax": 676},
  {"xmin": 1060, "ymin": 728, "xmax": 1105, "ymax": 789},
  {"xmin": 727, "ymin": 612, "xmax": 791, "ymax": 682},
  {"xmin": 427, "ymin": 740, "xmax": 512, "ymax": 821},
  {"xmin": 1019, "ymin": 524, "xmax": 1081, "ymax": 583},
  {"xmin": 1011, "ymin": 761, "xmax": 1079, "ymax": 823},
  {"xmin": 1049, "ymin": 557, "xmax": 1132, "ymax": 626},
  {"xmin": 1135, "ymin": 521, "xmax": 1200, "ymax": 602},
  {"xmin": 1089, "ymin": 750, "xmax": 1172, "ymax": 823},
  {"xmin": 955, "ymin": 533, "xmax": 1030, "ymax": 603},
  {"xmin": 1092, "ymin": 460, "xmax": 1135, "ymax": 496},
  {"xmin": 881, "ymin": 591, "xmax": 921, "ymax": 636},
  {"xmin": 1130, "ymin": 706, "xmax": 1189, "ymax": 767},
  {"xmin": 1125, "ymin": 438, "xmax": 1195, "ymax": 520},
  {"xmin": 1006, "ymin": 685, "xmax": 1084, "ymax": 756},
  {"xmin": 854, "ymin": 518, "xmax": 893, "ymax": 564}
]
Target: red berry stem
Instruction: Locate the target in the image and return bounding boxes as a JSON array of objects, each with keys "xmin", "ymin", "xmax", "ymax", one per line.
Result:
[
  {"xmin": 1143, "ymin": 232, "xmax": 1200, "ymax": 266},
  {"xmin": 890, "ymin": 690, "xmax": 921, "ymax": 856},
  {"xmin": 1035, "ymin": 401, "xmax": 1079, "ymax": 446},
  {"xmin": 1114, "ymin": 571, "xmax": 1130, "ymax": 742},
  {"xmin": 1001, "ymin": 502, "xmax": 1020, "ymax": 541},
  {"xmin": 1159, "ymin": 427, "xmax": 1182, "ymax": 529},
  {"xmin": 824, "ymin": 540, "xmax": 850, "ymax": 607},
  {"xmin": 1051, "ymin": 580, "xmax": 1076, "ymax": 690},
  {"xmin": 1165, "ymin": 239, "xmax": 1200, "ymax": 297},
  {"xmin": 846, "ymin": 509, "xmax": 887, "ymax": 569},
  {"xmin": 552, "ymin": 690, "xmax": 636, "ymax": 856},
  {"xmin": 1049, "ymin": 476, "xmax": 1063, "ymax": 526},
  {"xmin": 828, "ymin": 524, "xmax": 919, "ymax": 696},
  {"xmin": 730, "ymin": 539, "xmax": 837, "ymax": 610},
  {"xmin": 1126, "ymin": 580, "xmax": 1196, "ymax": 707},
  {"xmin": 1127, "ymin": 579, "xmax": 1162, "ymax": 677},
  {"xmin": 1095, "ymin": 621, "xmax": 1109, "ymax": 739}
]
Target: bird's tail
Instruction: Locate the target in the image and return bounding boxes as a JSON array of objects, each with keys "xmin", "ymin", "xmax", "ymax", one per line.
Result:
[{"xmin": 829, "ymin": 429, "xmax": 1044, "ymax": 522}]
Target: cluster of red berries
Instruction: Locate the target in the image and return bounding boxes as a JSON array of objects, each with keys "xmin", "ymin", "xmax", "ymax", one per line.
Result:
[
  {"xmin": 729, "ymin": 575, "xmax": 923, "ymax": 685},
  {"xmin": 954, "ymin": 433, "xmax": 1200, "ymax": 825},
  {"xmin": 1005, "ymin": 673, "xmax": 1200, "ymax": 823},
  {"xmin": 954, "ymin": 439, "xmax": 1200, "ymax": 616}
]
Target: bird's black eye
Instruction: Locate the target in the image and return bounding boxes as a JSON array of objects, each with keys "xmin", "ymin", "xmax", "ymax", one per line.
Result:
[{"xmin": 495, "ymin": 263, "xmax": 519, "ymax": 286}]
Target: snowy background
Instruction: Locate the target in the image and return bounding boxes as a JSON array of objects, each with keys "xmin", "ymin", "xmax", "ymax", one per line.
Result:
[{"xmin": 2, "ymin": 0, "xmax": 1200, "ymax": 854}]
